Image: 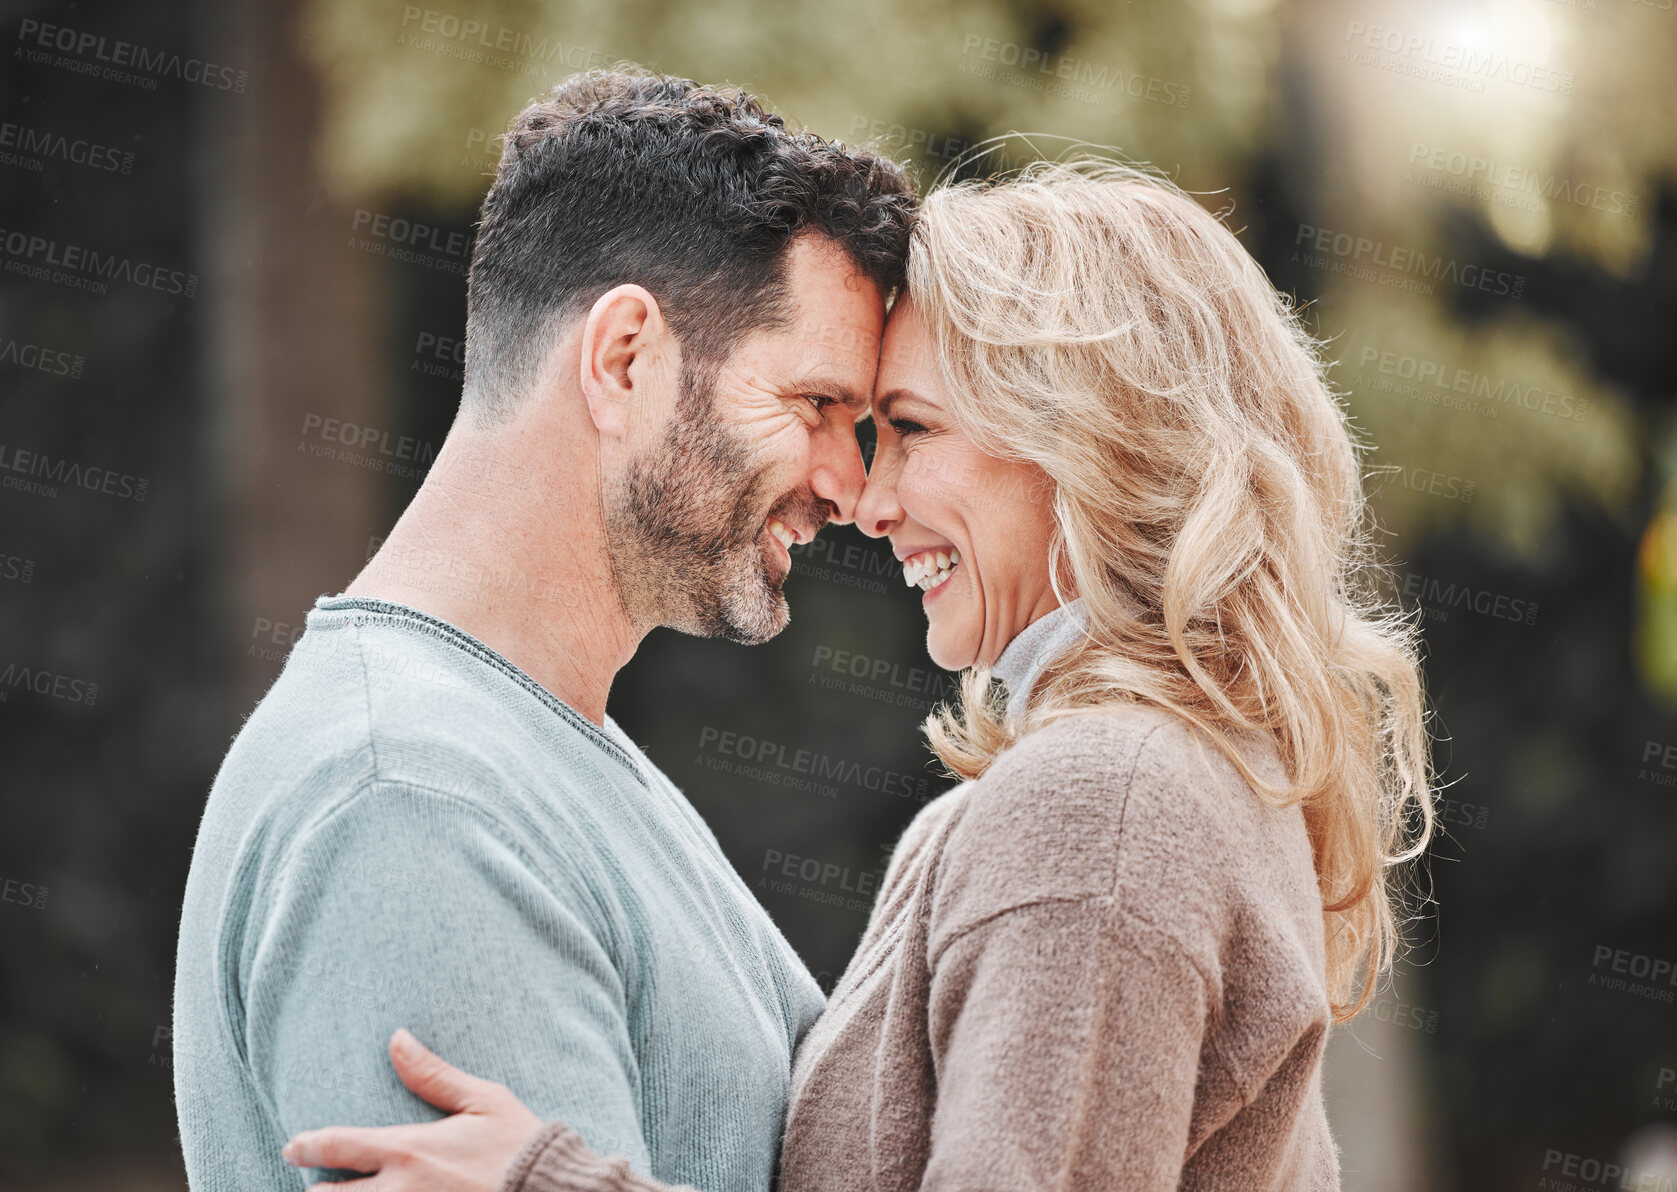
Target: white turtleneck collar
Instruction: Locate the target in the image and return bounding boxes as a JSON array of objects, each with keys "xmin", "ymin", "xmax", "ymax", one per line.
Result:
[{"xmin": 987, "ymin": 597, "xmax": 1089, "ymax": 721}]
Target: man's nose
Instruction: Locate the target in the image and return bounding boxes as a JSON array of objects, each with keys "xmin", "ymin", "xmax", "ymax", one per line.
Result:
[{"xmin": 810, "ymin": 420, "xmax": 868, "ymax": 526}]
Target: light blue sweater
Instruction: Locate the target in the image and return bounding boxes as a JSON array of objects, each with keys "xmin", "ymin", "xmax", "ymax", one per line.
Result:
[{"xmin": 173, "ymin": 595, "xmax": 825, "ymax": 1190}]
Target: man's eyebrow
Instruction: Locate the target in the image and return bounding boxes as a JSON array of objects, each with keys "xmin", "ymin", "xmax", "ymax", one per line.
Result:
[{"xmin": 795, "ymin": 375, "xmax": 868, "ymax": 413}]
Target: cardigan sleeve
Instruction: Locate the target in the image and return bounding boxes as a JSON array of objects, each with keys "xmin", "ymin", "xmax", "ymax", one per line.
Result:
[
  {"xmin": 502, "ymin": 1122, "xmax": 701, "ymax": 1192},
  {"xmin": 921, "ymin": 897, "xmax": 1217, "ymax": 1191}
]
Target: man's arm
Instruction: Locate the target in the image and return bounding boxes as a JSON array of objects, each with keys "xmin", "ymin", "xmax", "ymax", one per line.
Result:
[{"xmin": 245, "ymin": 779, "xmax": 652, "ymax": 1179}]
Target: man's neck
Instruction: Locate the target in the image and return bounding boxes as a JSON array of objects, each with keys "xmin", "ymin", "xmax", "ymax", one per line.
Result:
[{"xmin": 344, "ymin": 415, "xmax": 640, "ymax": 726}]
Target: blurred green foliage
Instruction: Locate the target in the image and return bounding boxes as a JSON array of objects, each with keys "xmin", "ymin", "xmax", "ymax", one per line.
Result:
[{"xmin": 299, "ymin": 0, "xmax": 1671, "ymax": 559}]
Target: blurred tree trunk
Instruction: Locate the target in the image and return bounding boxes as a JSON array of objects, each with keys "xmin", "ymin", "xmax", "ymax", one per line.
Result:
[{"xmin": 219, "ymin": 0, "xmax": 386, "ymax": 711}]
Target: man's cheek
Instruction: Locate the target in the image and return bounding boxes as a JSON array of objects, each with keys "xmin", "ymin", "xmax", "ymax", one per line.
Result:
[
  {"xmin": 744, "ymin": 411, "xmax": 806, "ymax": 458},
  {"xmin": 729, "ymin": 384, "xmax": 809, "ymax": 433}
]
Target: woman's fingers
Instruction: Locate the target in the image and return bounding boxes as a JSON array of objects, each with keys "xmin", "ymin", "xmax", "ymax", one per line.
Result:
[
  {"xmin": 282, "ymin": 1037, "xmax": 540, "ymax": 1192},
  {"xmin": 283, "ymin": 1125, "xmax": 396, "ymax": 1173},
  {"xmin": 387, "ymin": 1028, "xmax": 506, "ymax": 1113}
]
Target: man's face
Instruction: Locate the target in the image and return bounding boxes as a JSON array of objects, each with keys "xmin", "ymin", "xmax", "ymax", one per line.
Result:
[{"xmin": 609, "ymin": 234, "xmax": 885, "ymax": 644}]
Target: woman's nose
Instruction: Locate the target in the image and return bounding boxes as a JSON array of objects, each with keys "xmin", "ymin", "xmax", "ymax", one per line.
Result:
[{"xmin": 854, "ymin": 451, "xmax": 904, "ymax": 539}]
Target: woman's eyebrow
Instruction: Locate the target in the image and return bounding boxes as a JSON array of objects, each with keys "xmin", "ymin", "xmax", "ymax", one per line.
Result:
[{"xmin": 873, "ymin": 388, "xmax": 923, "ymax": 420}]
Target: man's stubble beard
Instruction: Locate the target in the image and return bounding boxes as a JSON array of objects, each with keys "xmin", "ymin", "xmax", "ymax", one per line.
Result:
[{"xmin": 605, "ymin": 362, "xmax": 811, "ymax": 645}]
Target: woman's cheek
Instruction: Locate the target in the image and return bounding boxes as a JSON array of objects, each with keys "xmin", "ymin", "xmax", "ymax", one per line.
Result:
[{"xmin": 900, "ymin": 447, "xmax": 955, "ymax": 509}]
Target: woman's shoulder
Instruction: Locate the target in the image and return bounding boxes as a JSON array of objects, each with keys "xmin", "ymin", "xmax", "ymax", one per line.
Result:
[
  {"xmin": 878, "ymin": 780, "xmax": 972, "ymax": 897},
  {"xmin": 972, "ymin": 702, "xmax": 1295, "ymax": 842},
  {"xmin": 989, "ymin": 701, "xmax": 1184, "ymax": 777},
  {"xmin": 929, "ymin": 703, "xmax": 1313, "ymax": 953},
  {"xmin": 952, "ymin": 702, "xmax": 1226, "ymax": 844},
  {"xmin": 925, "ymin": 706, "xmax": 1173, "ymax": 941}
]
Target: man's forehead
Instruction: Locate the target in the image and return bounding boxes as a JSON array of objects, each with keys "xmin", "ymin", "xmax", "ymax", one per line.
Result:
[
  {"xmin": 781, "ymin": 237, "xmax": 887, "ymax": 336},
  {"xmin": 801, "ymin": 319, "xmax": 884, "ymax": 366},
  {"xmin": 739, "ymin": 238, "xmax": 895, "ymax": 404},
  {"xmin": 730, "ymin": 307, "xmax": 880, "ymax": 380},
  {"xmin": 774, "ymin": 297, "xmax": 886, "ymax": 379}
]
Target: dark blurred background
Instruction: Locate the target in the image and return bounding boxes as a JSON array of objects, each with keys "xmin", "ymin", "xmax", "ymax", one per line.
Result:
[{"xmin": 2, "ymin": 0, "xmax": 1675, "ymax": 1187}]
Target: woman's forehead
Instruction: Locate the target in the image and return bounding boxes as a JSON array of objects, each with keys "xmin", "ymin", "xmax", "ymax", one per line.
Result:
[{"xmin": 877, "ymin": 299, "xmax": 935, "ymax": 385}]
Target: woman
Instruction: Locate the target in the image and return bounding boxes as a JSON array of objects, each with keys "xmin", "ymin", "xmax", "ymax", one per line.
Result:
[{"xmin": 282, "ymin": 161, "xmax": 1435, "ymax": 1190}]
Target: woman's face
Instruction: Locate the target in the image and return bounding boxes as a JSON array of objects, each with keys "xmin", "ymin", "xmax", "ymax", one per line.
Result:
[{"xmin": 856, "ymin": 296, "xmax": 1062, "ymax": 671}]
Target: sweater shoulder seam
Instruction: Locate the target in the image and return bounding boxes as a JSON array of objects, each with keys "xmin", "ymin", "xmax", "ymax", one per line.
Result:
[
  {"xmin": 927, "ymin": 891, "xmax": 1105, "ymax": 964},
  {"xmin": 321, "ymin": 598, "xmax": 646, "ymax": 781},
  {"xmin": 279, "ymin": 773, "xmax": 547, "ymax": 881},
  {"xmin": 1106, "ymin": 714, "xmax": 1174, "ymax": 879},
  {"xmin": 925, "ymin": 891, "xmax": 1242, "ymax": 1096},
  {"xmin": 349, "ymin": 620, "xmax": 382, "ymax": 777},
  {"xmin": 926, "ymin": 715, "xmax": 1169, "ymax": 963}
]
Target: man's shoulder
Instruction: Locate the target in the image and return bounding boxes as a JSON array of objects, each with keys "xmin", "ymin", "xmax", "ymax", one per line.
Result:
[
  {"xmin": 245, "ymin": 610, "xmax": 621, "ymax": 780},
  {"xmin": 198, "ymin": 618, "xmax": 626, "ymax": 893},
  {"xmin": 276, "ymin": 612, "xmax": 526, "ymax": 742}
]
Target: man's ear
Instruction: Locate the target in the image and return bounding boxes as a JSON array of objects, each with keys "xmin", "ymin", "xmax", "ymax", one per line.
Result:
[{"xmin": 579, "ymin": 284, "xmax": 668, "ymax": 441}]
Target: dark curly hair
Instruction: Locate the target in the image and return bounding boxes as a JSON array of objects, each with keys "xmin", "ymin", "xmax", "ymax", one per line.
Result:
[{"xmin": 463, "ymin": 67, "xmax": 919, "ymax": 420}]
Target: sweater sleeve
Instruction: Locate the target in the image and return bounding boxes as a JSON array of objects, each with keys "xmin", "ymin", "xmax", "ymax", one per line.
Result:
[
  {"xmin": 247, "ymin": 779, "xmax": 656, "ymax": 1182},
  {"xmin": 921, "ymin": 897, "xmax": 1216, "ymax": 1191},
  {"xmin": 503, "ymin": 1123, "xmax": 700, "ymax": 1192}
]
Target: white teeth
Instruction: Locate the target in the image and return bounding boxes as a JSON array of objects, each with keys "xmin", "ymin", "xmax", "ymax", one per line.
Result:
[
  {"xmin": 902, "ymin": 549, "xmax": 958, "ymax": 591},
  {"xmin": 767, "ymin": 519, "xmax": 795, "ymax": 551}
]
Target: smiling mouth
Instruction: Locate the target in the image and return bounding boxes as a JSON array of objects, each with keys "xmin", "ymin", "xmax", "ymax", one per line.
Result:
[
  {"xmin": 766, "ymin": 517, "xmax": 798, "ymax": 553},
  {"xmin": 902, "ymin": 548, "xmax": 960, "ymax": 592}
]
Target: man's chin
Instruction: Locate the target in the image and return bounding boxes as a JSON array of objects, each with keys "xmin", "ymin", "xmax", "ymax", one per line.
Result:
[
  {"xmin": 718, "ymin": 578, "xmax": 791, "ymax": 646},
  {"xmin": 659, "ymin": 553, "xmax": 791, "ymax": 643}
]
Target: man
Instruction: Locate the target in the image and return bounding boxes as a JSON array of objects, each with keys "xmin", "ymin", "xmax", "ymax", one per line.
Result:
[{"xmin": 172, "ymin": 68, "xmax": 916, "ymax": 1190}]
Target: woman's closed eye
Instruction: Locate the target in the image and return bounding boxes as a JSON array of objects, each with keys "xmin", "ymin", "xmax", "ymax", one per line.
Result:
[{"xmin": 889, "ymin": 417, "xmax": 928, "ymax": 437}]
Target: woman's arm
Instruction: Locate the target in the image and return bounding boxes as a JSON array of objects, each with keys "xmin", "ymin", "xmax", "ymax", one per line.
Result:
[
  {"xmin": 921, "ymin": 897, "xmax": 1215, "ymax": 1190},
  {"xmin": 282, "ymin": 1031, "xmax": 698, "ymax": 1192}
]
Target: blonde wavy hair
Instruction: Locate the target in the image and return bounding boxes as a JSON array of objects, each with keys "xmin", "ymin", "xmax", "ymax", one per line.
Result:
[{"xmin": 915, "ymin": 159, "xmax": 1435, "ymax": 1021}]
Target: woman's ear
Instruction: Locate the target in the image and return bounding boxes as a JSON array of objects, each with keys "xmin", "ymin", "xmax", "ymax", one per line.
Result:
[{"xmin": 579, "ymin": 284, "xmax": 668, "ymax": 440}]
